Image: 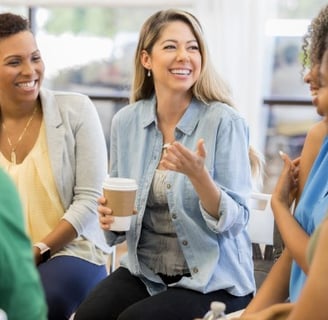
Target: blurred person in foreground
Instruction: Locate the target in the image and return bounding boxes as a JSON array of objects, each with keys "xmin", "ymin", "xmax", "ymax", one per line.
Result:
[{"xmin": 0, "ymin": 168, "xmax": 47, "ymax": 320}]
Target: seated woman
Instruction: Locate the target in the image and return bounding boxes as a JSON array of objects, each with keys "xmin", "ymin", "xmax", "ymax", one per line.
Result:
[
  {"xmin": 0, "ymin": 12, "xmax": 111, "ymax": 319},
  {"xmin": 230, "ymin": 23, "xmax": 328, "ymax": 320}
]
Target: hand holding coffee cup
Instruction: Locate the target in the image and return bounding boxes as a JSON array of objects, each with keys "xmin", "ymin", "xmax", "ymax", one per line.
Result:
[
  {"xmin": 101, "ymin": 177, "xmax": 138, "ymax": 231},
  {"xmin": 98, "ymin": 199, "xmax": 115, "ymax": 231}
]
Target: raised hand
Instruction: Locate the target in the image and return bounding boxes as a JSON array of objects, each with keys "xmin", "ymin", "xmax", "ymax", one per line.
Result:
[{"xmin": 160, "ymin": 138, "xmax": 206, "ymax": 179}]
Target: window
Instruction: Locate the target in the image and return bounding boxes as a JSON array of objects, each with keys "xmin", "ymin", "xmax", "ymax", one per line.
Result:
[
  {"xmin": 33, "ymin": 6, "xmax": 191, "ymax": 98},
  {"xmin": 0, "ymin": 6, "xmax": 28, "ymax": 16}
]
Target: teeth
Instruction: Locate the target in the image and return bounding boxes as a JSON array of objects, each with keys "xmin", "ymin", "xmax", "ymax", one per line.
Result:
[
  {"xmin": 171, "ymin": 69, "xmax": 191, "ymax": 75},
  {"xmin": 18, "ymin": 81, "xmax": 36, "ymax": 88}
]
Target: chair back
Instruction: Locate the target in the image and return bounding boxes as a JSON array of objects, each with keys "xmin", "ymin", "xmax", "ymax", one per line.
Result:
[{"xmin": 248, "ymin": 192, "xmax": 274, "ymax": 246}]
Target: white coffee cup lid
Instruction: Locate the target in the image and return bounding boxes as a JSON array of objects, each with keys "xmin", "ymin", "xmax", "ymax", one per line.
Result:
[{"xmin": 103, "ymin": 177, "xmax": 138, "ymax": 191}]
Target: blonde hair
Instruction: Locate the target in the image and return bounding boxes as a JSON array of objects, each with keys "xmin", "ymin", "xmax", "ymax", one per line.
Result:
[{"xmin": 131, "ymin": 9, "xmax": 263, "ymax": 178}]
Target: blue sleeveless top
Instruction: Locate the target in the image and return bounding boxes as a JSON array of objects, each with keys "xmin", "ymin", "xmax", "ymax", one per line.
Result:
[{"xmin": 289, "ymin": 135, "xmax": 328, "ymax": 301}]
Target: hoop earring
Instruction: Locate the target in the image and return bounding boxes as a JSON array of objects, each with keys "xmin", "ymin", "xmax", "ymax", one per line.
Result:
[{"xmin": 147, "ymin": 69, "xmax": 151, "ymax": 77}]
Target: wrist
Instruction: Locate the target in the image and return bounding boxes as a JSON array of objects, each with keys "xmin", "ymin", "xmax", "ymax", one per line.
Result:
[{"xmin": 33, "ymin": 242, "xmax": 51, "ymax": 263}]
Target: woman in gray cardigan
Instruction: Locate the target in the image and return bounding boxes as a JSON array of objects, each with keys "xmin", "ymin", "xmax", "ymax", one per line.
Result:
[{"xmin": 0, "ymin": 13, "xmax": 111, "ymax": 319}]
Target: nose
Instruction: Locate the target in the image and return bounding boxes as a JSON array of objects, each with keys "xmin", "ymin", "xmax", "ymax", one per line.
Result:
[
  {"xmin": 21, "ymin": 61, "xmax": 35, "ymax": 75},
  {"xmin": 176, "ymin": 48, "xmax": 190, "ymax": 62},
  {"xmin": 303, "ymin": 70, "xmax": 311, "ymax": 84}
]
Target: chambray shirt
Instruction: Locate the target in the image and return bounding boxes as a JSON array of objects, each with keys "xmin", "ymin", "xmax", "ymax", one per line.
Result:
[
  {"xmin": 290, "ymin": 135, "xmax": 328, "ymax": 301},
  {"xmin": 104, "ymin": 96, "xmax": 255, "ymax": 296}
]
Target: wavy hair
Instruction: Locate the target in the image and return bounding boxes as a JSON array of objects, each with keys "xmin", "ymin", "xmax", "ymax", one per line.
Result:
[{"xmin": 302, "ymin": 5, "xmax": 328, "ymax": 71}]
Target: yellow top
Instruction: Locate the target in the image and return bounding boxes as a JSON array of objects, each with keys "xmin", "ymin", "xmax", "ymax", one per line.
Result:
[{"xmin": 0, "ymin": 121, "xmax": 105, "ymax": 264}]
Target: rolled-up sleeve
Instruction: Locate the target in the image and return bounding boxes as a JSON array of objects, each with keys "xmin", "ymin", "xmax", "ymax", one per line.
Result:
[{"xmin": 201, "ymin": 109, "xmax": 252, "ymax": 237}]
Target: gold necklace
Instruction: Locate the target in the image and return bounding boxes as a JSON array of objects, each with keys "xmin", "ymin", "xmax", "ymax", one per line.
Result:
[{"xmin": 1, "ymin": 106, "xmax": 38, "ymax": 165}]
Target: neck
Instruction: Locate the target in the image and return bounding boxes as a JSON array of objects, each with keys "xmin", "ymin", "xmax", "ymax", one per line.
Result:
[
  {"xmin": 0, "ymin": 99, "xmax": 40, "ymax": 121},
  {"xmin": 156, "ymin": 94, "xmax": 191, "ymax": 125}
]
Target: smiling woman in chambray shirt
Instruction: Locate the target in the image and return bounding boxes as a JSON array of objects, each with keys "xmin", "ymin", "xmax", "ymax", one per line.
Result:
[
  {"xmin": 106, "ymin": 95, "xmax": 254, "ymax": 296},
  {"xmin": 74, "ymin": 9, "xmax": 259, "ymax": 320}
]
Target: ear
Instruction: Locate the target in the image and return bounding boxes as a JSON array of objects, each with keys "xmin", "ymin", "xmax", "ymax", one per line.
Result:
[{"xmin": 141, "ymin": 49, "xmax": 151, "ymax": 69}]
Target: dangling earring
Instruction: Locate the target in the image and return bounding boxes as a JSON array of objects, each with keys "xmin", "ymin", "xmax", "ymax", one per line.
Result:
[{"xmin": 147, "ymin": 69, "xmax": 151, "ymax": 77}]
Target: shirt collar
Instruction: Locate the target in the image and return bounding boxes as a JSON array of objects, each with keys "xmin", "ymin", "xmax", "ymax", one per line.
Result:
[{"xmin": 141, "ymin": 95, "xmax": 205, "ymax": 136}]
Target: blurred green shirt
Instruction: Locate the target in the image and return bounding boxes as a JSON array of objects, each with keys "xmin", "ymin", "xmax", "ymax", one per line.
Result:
[{"xmin": 0, "ymin": 168, "xmax": 47, "ymax": 320}]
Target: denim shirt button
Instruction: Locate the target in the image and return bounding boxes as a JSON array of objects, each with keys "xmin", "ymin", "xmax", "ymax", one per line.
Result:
[
  {"xmin": 192, "ymin": 267, "xmax": 199, "ymax": 274},
  {"xmin": 182, "ymin": 240, "xmax": 188, "ymax": 246},
  {"xmin": 166, "ymin": 183, "xmax": 171, "ymax": 189},
  {"xmin": 172, "ymin": 213, "xmax": 177, "ymax": 219}
]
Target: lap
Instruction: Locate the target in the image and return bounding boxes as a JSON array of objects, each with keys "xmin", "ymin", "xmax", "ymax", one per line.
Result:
[
  {"xmin": 38, "ymin": 255, "xmax": 107, "ymax": 320},
  {"xmin": 75, "ymin": 267, "xmax": 252, "ymax": 320},
  {"xmin": 38, "ymin": 255, "xmax": 107, "ymax": 291},
  {"xmin": 120, "ymin": 286, "xmax": 251, "ymax": 320}
]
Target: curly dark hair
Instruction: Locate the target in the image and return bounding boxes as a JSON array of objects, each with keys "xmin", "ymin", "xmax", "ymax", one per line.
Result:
[
  {"xmin": 0, "ymin": 12, "xmax": 30, "ymax": 39},
  {"xmin": 302, "ymin": 5, "xmax": 328, "ymax": 71}
]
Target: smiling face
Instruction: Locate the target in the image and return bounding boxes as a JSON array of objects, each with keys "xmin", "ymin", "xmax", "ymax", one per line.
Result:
[
  {"xmin": 304, "ymin": 64, "xmax": 324, "ymax": 114},
  {"xmin": 317, "ymin": 52, "xmax": 328, "ymax": 118},
  {"xmin": 0, "ymin": 31, "xmax": 44, "ymax": 106},
  {"xmin": 141, "ymin": 20, "xmax": 201, "ymax": 97}
]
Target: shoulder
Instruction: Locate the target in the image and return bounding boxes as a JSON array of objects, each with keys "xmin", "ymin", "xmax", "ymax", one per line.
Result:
[
  {"xmin": 40, "ymin": 88, "xmax": 94, "ymax": 111},
  {"xmin": 115, "ymin": 99, "xmax": 147, "ymax": 115},
  {"xmin": 301, "ymin": 120, "xmax": 327, "ymax": 160},
  {"xmin": 207, "ymin": 100, "xmax": 245, "ymax": 119},
  {"xmin": 305, "ymin": 120, "xmax": 327, "ymax": 144},
  {"xmin": 113, "ymin": 99, "xmax": 152, "ymax": 123},
  {"xmin": 298, "ymin": 120, "xmax": 327, "ymax": 197},
  {"xmin": 40, "ymin": 88, "xmax": 98, "ymax": 124},
  {"xmin": 203, "ymin": 100, "xmax": 248, "ymax": 130}
]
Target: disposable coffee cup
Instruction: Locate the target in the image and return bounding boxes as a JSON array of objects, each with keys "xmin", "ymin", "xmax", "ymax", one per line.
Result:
[{"xmin": 102, "ymin": 177, "xmax": 138, "ymax": 231}]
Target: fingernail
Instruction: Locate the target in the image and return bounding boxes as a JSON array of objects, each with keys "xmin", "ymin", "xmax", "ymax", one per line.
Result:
[{"xmin": 278, "ymin": 150, "xmax": 285, "ymax": 157}]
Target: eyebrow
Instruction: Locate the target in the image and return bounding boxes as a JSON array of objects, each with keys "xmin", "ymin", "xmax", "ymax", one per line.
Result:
[
  {"xmin": 160, "ymin": 39, "xmax": 198, "ymax": 45},
  {"xmin": 4, "ymin": 50, "xmax": 41, "ymax": 61}
]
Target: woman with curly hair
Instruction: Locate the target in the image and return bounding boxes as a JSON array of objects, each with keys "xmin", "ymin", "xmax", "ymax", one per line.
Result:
[{"xmin": 242, "ymin": 4, "xmax": 328, "ymax": 315}]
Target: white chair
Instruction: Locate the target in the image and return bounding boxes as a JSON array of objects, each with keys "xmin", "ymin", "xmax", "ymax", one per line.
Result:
[
  {"xmin": 247, "ymin": 192, "xmax": 276, "ymax": 292},
  {"xmin": 248, "ymin": 192, "xmax": 275, "ymax": 257},
  {"xmin": 107, "ymin": 245, "xmax": 117, "ymax": 274}
]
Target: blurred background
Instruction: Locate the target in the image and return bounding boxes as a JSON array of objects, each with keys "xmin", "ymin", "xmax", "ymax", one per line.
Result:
[{"xmin": 1, "ymin": 0, "xmax": 326, "ymax": 193}]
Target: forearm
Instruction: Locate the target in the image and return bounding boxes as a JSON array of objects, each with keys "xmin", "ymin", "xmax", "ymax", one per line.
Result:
[
  {"xmin": 243, "ymin": 250, "xmax": 291, "ymax": 314},
  {"xmin": 287, "ymin": 221, "xmax": 328, "ymax": 320},
  {"xmin": 271, "ymin": 199, "xmax": 309, "ymax": 273},
  {"xmin": 188, "ymin": 166, "xmax": 221, "ymax": 218},
  {"xmin": 33, "ymin": 219, "xmax": 77, "ymax": 264}
]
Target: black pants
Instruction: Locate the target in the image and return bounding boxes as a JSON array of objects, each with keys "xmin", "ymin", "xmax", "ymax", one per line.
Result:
[{"xmin": 74, "ymin": 267, "xmax": 252, "ymax": 320}]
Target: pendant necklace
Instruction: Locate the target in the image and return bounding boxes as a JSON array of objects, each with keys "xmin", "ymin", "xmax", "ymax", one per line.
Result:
[{"xmin": 1, "ymin": 105, "xmax": 38, "ymax": 165}]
